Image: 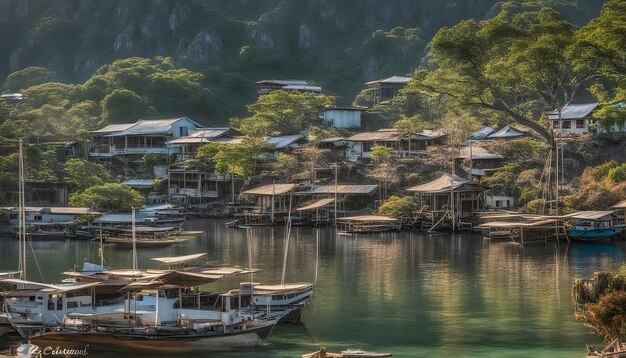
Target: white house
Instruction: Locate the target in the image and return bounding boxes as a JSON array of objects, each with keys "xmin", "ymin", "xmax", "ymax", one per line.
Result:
[
  {"xmin": 486, "ymin": 195, "xmax": 515, "ymax": 209},
  {"xmin": 89, "ymin": 117, "xmax": 203, "ymax": 157},
  {"xmin": 3, "ymin": 207, "xmax": 95, "ymax": 229},
  {"xmin": 547, "ymin": 103, "xmax": 598, "ymax": 136},
  {"xmin": 322, "ymin": 107, "xmax": 363, "ymax": 128}
]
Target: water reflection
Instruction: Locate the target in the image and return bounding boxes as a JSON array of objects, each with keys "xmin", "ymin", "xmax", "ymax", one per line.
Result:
[{"xmin": 0, "ymin": 219, "xmax": 624, "ymax": 357}]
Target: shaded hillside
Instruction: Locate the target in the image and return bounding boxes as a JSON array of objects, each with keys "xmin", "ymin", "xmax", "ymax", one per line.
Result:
[{"xmin": 0, "ymin": 0, "xmax": 606, "ymax": 122}]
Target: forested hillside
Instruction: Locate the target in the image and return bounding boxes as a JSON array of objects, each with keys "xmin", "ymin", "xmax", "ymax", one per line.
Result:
[{"xmin": 0, "ymin": 0, "xmax": 606, "ymax": 121}]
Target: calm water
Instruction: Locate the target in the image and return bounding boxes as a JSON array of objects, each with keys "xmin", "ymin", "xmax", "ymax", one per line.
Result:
[{"xmin": 1, "ymin": 218, "xmax": 624, "ymax": 357}]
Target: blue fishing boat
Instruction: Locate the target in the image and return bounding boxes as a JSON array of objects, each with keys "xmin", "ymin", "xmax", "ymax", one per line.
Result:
[{"xmin": 565, "ymin": 211, "xmax": 625, "ymax": 243}]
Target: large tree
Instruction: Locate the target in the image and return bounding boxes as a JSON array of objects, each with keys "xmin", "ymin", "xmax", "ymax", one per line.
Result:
[
  {"xmin": 69, "ymin": 183, "xmax": 144, "ymax": 212},
  {"xmin": 232, "ymin": 90, "xmax": 333, "ymax": 137},
  {"xmin": 410, "ymin": 5, "xmax": 621, "ymax": 143}
]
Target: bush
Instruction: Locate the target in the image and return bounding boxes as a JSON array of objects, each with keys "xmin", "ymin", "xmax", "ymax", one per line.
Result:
[
  {"xmin": 69, "ymin": 183, "xmax": 144, "ymax": 212},
  {"xmin": 576, "ymin": 291, "xmax": 626, "ymax": 343},
  {"xmin": 377, "ymin": 195, "xmax": 417, "ymax": 218}
]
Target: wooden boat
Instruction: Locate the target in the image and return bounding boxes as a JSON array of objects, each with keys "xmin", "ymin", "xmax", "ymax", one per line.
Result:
[
  {"xmin": 104, "ymin": 236, "xmax": 185, "ymax": 247},
  {"xmin": 564, "ymin": 211, "xmax": 625, "ymax": 243},
  {"xmin": 303, "ymin": 348, "xmax": 392, "ymax": 358},
  {"xmin": 29, "ymin": 318, "xmax": 277, "ymax": 353},
  {"xmin": 336, "ymin": 216, "xmax": 400, "ymax": 234}
]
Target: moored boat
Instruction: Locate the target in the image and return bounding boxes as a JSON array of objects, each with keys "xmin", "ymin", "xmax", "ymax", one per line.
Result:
[{"xmin": 564, "ymin": 211, "xmax": 625, "ymax": 243}]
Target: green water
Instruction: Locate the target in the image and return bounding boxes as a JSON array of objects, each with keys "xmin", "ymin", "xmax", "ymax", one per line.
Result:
[{"xmin": 1, "ymin": 219, "xmax": 624, "ymax": 357}]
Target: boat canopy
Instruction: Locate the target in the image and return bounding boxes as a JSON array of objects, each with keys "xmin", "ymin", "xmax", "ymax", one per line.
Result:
[
  {"xmin": 337, "ymin": 215, "xmax": 398, "ymax": 222},
  {"xmin": 297, "ymin": 198, "xmax": 335, "ymax": 211},
  {"xmin": 561, "ymin": 211, "xmax": 617, "ymax": 221},
  {"xmin": 119, "ymin": 271, "xmax": 222, "ymax": 291},
  {"xmin": 151, "ymin": 253, "xmax": 207, "ymax": 265},
  {"xmin": 1, "ymin": 278, "xmax": 101, "ymax": 293}
]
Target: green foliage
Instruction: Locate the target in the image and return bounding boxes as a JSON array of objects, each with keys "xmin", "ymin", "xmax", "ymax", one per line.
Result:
[
  {"xmin": 481, "ymin": 163, "xmax": 522, "ymax": 196},
  {"xmin": 273, "ymin": 154, "xmax": 301, "ymax": 182},
  {"xmin": 101, "ymin": 89, "xmax": 148, "ymax": 123},
  {"xmin": 69, "ymin": 183, "xmax": 144, "ymax": 212},
  {"xmin": 370, "ymin": 146, "xmax": 394, "ymax": 163},
  {"xmin": 152, "ymin": 178, "xmax": 168, "ymax": 195},
  {"xmin": 4, "ymin": 67, "xmax": 53, "ymax": 92},
  {"xmin": 232, "ymin": 90, "xmax": 333, "ymax": 137},
  {"xmin": 63, "ymin": 159, "xmax": 112, "ymax": 193},
  {"xmin": 377, "ymin": 195, "xmax": 417, "ymax": 218},
  {"xmin": 24, "ymin": 145, "xmax": 63, "ymax": 182},
  {"xmin": 411, "ymin": 5, "xmax": 621, "ymax": 143},
  {"xmin": 0, "ymin": 153, "xmax": 18, "ymax": 202},
  {"xmin": 393, "ymin": 115, "xmax": 428, "ymax": 134},
  {"xmin": 196, "ymin": 138, "xmax": 271, "ymax": 178},
  {"xmin": 564, "ymin": 161, "xmax": 626, "ymax": 210},
  {"xmin": 1, "ymin": 56, "xmax": 213, "ymax": 140},
  {"xmin": 576, "ymin": 291, "xmax": 626, "ymax": 343},
  {"xmin": 608, "ymin": 164, "xmax": 626, "ymax": 183}
]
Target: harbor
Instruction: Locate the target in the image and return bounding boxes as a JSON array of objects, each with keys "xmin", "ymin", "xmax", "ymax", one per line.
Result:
[{"xmin": 1, "ymin": 218, "xmax": 625, "ymax": 357}]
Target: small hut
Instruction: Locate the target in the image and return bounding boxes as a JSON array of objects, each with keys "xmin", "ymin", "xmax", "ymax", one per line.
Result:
[{"xmin": 406, "ymin": 173, "xmax": 488, "ymax": 231}]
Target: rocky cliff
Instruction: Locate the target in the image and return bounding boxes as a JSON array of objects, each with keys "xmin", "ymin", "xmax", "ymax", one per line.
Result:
[{"xmin": 0, "ymin": 0, "xmax": 606, "ymax": 120}]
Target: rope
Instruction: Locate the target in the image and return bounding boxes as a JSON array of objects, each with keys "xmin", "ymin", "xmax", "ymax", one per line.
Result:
[
  {"xmin": 280, "ymin": 191, "xmax": 293, "ymax": 286},
  {"xmin": 28, "ymin": 238, "xmax": 45, "ymax": 281}
]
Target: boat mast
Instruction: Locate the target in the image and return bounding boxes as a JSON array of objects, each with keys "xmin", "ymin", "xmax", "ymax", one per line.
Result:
[
  {"xmin": 18, "ymin": 139, "xmax": 26, "ymax": 283},
  {"xmin": 246, "ymin": 227, "xmax": 254, "ymax": 304},
  {"xmin": 334, "ymin": 163, "xmax": 338, "ymax": 227},
  {"xmin": 132, "ymin": 207, "xmax": 138, "ymax": 270}
]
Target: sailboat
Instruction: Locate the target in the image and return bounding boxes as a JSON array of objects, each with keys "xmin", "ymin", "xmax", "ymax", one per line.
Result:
[{"xmin": 228, "ymin": 199, "xmax": 314, "ymax": 323}]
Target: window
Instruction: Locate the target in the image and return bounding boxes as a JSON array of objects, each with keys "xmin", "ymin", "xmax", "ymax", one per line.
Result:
[
  {"xmin": 179, "ymin": 127, "xmax": 188, "ymax": 137},
  {"xmin": 562, "ymin": 121, "xmax": 571, "ymax": 129},
  {"xmin": 576, "ymin": 119, "xmax": 585, "ymax": 129},
  {"xmin": 553, "ymin": 121, "xmax": 559, "ymax": 128}
]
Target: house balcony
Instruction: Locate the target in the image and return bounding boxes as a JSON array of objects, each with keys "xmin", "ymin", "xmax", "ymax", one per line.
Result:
[
  {"xmin": 169, "ymin": 188, "xmax": 219, "ymax": 198},
  {"xmin": 90, "ymin": 145, "xmax": 179, "ymax": 157}
]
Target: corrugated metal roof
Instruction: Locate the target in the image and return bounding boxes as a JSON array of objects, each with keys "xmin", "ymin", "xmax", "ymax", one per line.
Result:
[
  {"xmin": 91, "ymin": 123, "xmax": 137, "ymax": 134},
  {"xmin": 48, "ymin": 207, "xmax": 92, "ymax": 215},
  {"xmin": 307, "ymin": 184, "xmax": 378, "ymax": 195},
  {"xmin": 613, "ymin": 199, "xmax": 626, "ymax": 209},
  {"xmin": 407, "ymin": 174, "xmax": 480, "ymax": 193},
  {"xmin": 471, "ymin": 126, "xmax": 495, "ymax": 139},
  {"xmin": 92, "ymin": 213, "xmax": 134, "ymax": 223},
  {"xmin": 297, "ymin": 198, "xmax": 335, "ymax": 211},
  {"xmin": 347, "ymin": 129, "xmax": 445, "ymax": 142},
  {"xmin": 457, "ymin": 146, "xmax": 502, "ymax": 160},
  {"xmin": 487, "ymin": 125, "xmax": 525, "ymax": 139},
  {"xmin": 282, "ymin": 84, "xmax": 322, "ymax": 92},
  {"xmin": 104, "ymin": 117, "xmax": 201, "ymax": 137},
  {"xmin": 366, "ymin": 76, "xmax": 411, "ymax": 85},
  {"xmin": 122, "ymin": 179, "xmax": 154, "ymax": 187},
  {"xmin": 256, "ymin": 79, "xmax": 309, "ymax": 85},
  {"xmin": 318, "ymin": 137, "xmax": 346, "ymax": 143},
  {"xmin": 169, "ymin": 127, "xmax": 241, "ymax": 144},
  {"xmin": 347, "ymin": 130, "xmax": 401, "ymax": 142},
  {"xmin": 547, "ymin": 103, "xmax": 599, "ymax": 120},
  {"xmin": 242, "ymin": 184, "xmax": 297, "ymax": 196},
  {"xmin": 267, "ymin": 134, "xmax": 305, "ymax": 149}
]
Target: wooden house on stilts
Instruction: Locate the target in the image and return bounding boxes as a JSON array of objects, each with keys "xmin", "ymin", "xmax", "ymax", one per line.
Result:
[{"xmin": 406, "ymin": 174, "xmax": 488, "ymax": 231}]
